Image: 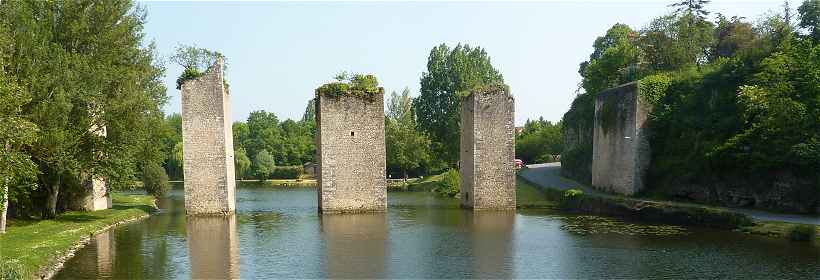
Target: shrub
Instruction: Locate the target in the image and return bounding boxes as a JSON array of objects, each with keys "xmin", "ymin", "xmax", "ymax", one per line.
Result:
[
  {"xmin": 270, "ymin": 166, "xmax": 303, "ymax": 179},
  {"xmin": 788, "ymin": 224, "xmax": 816, "ymax": 242},
  {"xmin": 142, "ymin": 163, "xmax": 170, "ymax": 198},
  {"xmin": 175, "ymin": 67, "xmax": 203, "ymax": 90},
  {"xmin": 435, "ymin": 169, "xmax": 460, "ymax": 197}
]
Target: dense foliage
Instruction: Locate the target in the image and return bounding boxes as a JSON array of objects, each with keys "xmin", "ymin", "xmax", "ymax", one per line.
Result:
[
  {"xmin": 515, "ymin": 118, "xmax": 563, "ymax": 164},
  {"xmin": 414, "ymin": 43, "xmax": 504, "ymax": 168},
  {"xmin": 385, "ymin": 88, "xmax": 433, "ymax": 179},
  {"xmin": 1, "ymin": 0, "xmax": 169, "ymax": 219},
  {"xmin": 562, "ymin": 0, "xmax": 820, "ymax": 212},
  {"xmin": 142, "ymin": 163, "xmax": 170, "ymax": 197},
  {"xmin": 170, "ymin": 44, "xmax": 226, "ymax": 90},
  {"xmin": 316, "ymin": 72, "xmax": 381, "ymax": 100}
]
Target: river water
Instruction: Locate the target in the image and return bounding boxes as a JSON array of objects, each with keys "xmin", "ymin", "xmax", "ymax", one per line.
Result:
[{"xmin": 56, "ymin": 184, "xmax": 819, "ymax": 279}]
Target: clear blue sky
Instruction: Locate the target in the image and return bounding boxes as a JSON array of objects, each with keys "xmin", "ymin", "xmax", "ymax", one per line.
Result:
[{"xmin": 140, "ymin": 0, "xmax": 793, "ymax": 125}]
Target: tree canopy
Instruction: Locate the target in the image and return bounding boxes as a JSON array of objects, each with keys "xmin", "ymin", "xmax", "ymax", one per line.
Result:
[{"xmin": 414, "ymin": 43, "xmax": 504, "ymax": 167}]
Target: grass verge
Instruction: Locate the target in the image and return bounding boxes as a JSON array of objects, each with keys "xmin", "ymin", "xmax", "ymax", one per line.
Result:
[
  {"xmin": 0, "ymin": 193, "xmax": 156, "ymax": 279},
  {"xmin": 739, "ymin": 221, "xmax": 820, "ymax": 241}
]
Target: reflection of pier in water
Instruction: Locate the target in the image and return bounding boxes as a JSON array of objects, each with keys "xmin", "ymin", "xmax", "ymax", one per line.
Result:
[
  {"xmin": 469, "ymin": 210, "xmax": 515, "ymax": 278},
  {"xmin": 186, "ymin": 215, "xmax": 240, "ymax": 279},
  {"xmin": 320, "ymin": 213, "xmax": 388, "ymax": 279}
]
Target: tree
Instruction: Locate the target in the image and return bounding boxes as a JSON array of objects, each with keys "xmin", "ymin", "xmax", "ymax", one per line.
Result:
[
  {"xmin": 515, "ymin": 119, "xmax": 563, "ymax": 163},
  {"xmin": 580, "ymin": 23, "xmax": 641, "ymax": 95},
  {"xmin": 798, "ymin": 0, "xmax": 820, "ymax": 40},
  {"xmin": 414, "ymin": 43, "xmax": 504, "ymax": 166},
  {"xmin": 385, "ymin": 88, "xmax": 432, "ymax": 179},
  {"xmin": 234, "ymin": 147, "xmax": 251, "ymax": 180},
  {"xmin": 1, "ymin": 0, "xmax": 167, "ymax": 218},
  {"xmin": 142, "ymin": 163, "xmax": 170, "ymax": 198},
  {"xmin": 670, "ymin": 0, "xmax": 711, "ymax": 20},
  {"xmin": 712, "ymin": 15, "xmax": 759, "ymax": 60},
  {"xmin": 0, "ymin": 24, "xmax": 38, "ymax": 232},
  {"xmin": 170, "ymin": 44, "xmax": 226, "ymax": 90},
  {"xmin": 160, "ymin": 114, "xmax": 183, "ymax": 181},
  {"xmin": 253, "ymin": 150, "xmax": 275, "ymax": 180}
]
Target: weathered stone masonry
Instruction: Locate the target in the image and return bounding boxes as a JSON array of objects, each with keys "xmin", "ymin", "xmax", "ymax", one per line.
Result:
[
  {"xmin": 592, "ymin": 82, "xmax": 651, "ymax": 195},
  {"xmin": 315, "ymin": 89, "xmax": 387, "ymax": 213},
  {"xmin": 460, "ymin": 87, "xmax": 516, "ymax": 210},
  {"xmin": 181, "ymin": 59, "xmax": 236, "ymax": 215}
]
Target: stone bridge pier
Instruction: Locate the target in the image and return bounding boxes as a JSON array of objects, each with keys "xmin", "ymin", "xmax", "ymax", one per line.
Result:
[
  {"xmin": 181, "ymin": 58, "xmax": 236, "ymax": 215},
  {"xmin": 459, "ymin": 86, "xmax": 516, "ymax": 210},
  {"xmin": 592, "ymin": 82, "xmax": 651, "ymax": 195},
  {"xmin": 315, "ymin": 88, "xmax": 387, "ymax": 213}
]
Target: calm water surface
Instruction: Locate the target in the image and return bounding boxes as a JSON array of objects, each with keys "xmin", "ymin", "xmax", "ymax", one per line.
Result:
[{"xmin": 56, "ymin": 184, "xmax": 820, "ymax": 279}]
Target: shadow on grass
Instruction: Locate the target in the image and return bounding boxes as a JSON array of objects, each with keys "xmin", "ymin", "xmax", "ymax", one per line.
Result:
[
  {"xmin": 111, "ymin": 204, "xmax": 156, "ymax": 213},
  {"xmin": 57, "ymin": 214, "xmax": 104, "ymax": 222}
]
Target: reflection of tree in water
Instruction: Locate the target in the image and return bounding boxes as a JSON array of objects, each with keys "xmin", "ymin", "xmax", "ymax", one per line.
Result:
[
  {"xmin": 320, "ymin": 213, "xmax": 388, "ymax": 279},
  {"xmin": 187, "ymin": 215, "xmax": 240, "ymax": 279}
]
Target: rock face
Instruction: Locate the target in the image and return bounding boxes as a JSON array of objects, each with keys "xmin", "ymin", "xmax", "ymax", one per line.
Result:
[
  {"xmin": 459, "ymin": 87, "xmax": 516, "ymax": 210},
  {"xmin": 315, "ymin": 89, "xmax": 386, "ymax": 213},
  {"xmin": 592, "ymin": 82, "xmax": 651, "ymax": 195},
  {"xmin": 181, "ymin": 58, "xmax": 236, "ymax": 215}
]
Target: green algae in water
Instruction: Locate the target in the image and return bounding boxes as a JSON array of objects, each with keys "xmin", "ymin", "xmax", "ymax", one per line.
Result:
[{"xmin": 560, "ymin": 215, "xmax": 688, "ymax": 236}]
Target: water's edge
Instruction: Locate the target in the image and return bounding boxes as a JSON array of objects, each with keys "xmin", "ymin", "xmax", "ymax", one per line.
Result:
[{"xmin": 39, "ymin": 202, "xmax": 159, "ymax": 280}]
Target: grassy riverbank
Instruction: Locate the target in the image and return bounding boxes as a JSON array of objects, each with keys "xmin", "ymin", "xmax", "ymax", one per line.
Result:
[{"xmin": 0, "ymin": 193, "xmax": 156, "ymax": 279}]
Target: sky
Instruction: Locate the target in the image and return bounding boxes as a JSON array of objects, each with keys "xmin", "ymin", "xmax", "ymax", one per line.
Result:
[{"xmin": 140, "ymin": 0, "xmax": 796, "ymax": 125}]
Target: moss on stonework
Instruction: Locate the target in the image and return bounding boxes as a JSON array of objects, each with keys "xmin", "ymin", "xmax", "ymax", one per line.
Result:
[
  {"xmin": 462, "ymin": 83, "xmax": 510, "ymax": 97},
  {"xmin": 597, "ymin": 97, "xmax": 618, "ymax": 135},
  {"xmin": 316, "ymin": 73, "xmax": 381, "ymax": 101}
]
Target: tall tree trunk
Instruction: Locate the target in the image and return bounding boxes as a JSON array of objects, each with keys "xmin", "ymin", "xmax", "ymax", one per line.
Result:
[
  {"xmin": 43, "ymin": 183, "xmax": 59, "ymax": 219},
  {"xmin": 1, "ymin": 184, "xmax": 7, "ymax": 234},
  {"xmin": 2, "ymin": 141, "xmax": 9, "ymax": 233}
]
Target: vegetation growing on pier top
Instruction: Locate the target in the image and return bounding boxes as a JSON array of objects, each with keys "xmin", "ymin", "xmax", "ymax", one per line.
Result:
[
  {"xmin": 316, "ymin": 72, "xmax": 381, "ymax": 101},
  {"xmin": 171, "ymin": 44, "xmax": 228, "ymax": 90}
]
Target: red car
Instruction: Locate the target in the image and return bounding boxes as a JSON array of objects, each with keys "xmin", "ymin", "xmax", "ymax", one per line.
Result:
[{"xmin": 514, "ymin": 159, "xmax": 524, "ymax": 169}]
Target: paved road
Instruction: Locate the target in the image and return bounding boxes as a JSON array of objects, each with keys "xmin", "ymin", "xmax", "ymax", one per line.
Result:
[{"xmin": 520, "ymin": 162, "xmax": 820, "ymax": 226}]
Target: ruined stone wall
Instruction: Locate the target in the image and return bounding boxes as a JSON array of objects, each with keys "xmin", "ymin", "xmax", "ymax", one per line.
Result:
[
  {"xmin": 592, "ymin": 82, "xmax": 651, "ymax": 195},
  {"xmin": 181, "ymin": 59, "xmax": 236, "ymax": 215},
  {"xmin": 460, "ymin": 88, "xmax": 516, "ymax": 210},
  {"xmin": 74, "ymin": 119, "xmax": 111, "ymax": 211},
  {"xmin": 315, "ymin": 90, "xmax": 386, "ymax": 213}
]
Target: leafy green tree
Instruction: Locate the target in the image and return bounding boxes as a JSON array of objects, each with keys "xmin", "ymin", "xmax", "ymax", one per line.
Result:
[
  {"xmin": 161, "ymin": 114, "xmax": 184, "ymax": 180},
  {"xmin": 799, "ymin": 0, "xmax": 820, "ymax": 40},
  {"xmin": 414, "ymin": 43, "xmax": 504, "ymax": 166},
  {"xmin": 170, "ymin": 44, "xmax": 226, "ymax": 90},
  {"xmin": 234, "ymin": 147, "xmax": 251, "ymax": 180},
  {"xmin": 142, "ymin": 163, "xmax": 170, "ymax": 198},
  {"xmin": 670, "ymin": 0, "xmax": 711, "ymax": 20},
  {"xmin": 580, "ymin": 23, "xmax": 640, "ymax": 95},
  {"xmin": 253, "ymin": 149, "xmax": 275, "ymax": 180},
  {"xmin": 385, "ymin": 88, "xmax": 432, "ymax": 179},
  {"xmin": 516, "ymin": 119, "xmax": 563, "ymax": 163},
  {"xmin": 169, "ymin": 142, "xmax": 184, "ymax": 181},
  {"xmin": 1, "ymin": 0, "xmax": 168, "ymax": 218},
  {"xmin": 0, "ymin": 26, "xmax": 38, "ymax": 232},
  {"xmin": 712, "ymin": 15, "xmax": 759, "ymax": 60}
]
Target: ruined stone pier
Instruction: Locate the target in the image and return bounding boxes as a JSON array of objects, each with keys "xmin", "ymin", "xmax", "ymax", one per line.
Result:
[
  {"xmin": 592, "ymin": 82, "xmax": 651, "ymax": 195},
  {"xmin": 459, "ymin": 86, "xmax": 516, "ymax": 210},
  {"xmin": 181, "ymin": 59, "xmax": 236, "ymax": 215},
  {"xmin": 315, "ymin": 88, "xmax": 387, "ymax": 213}
]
